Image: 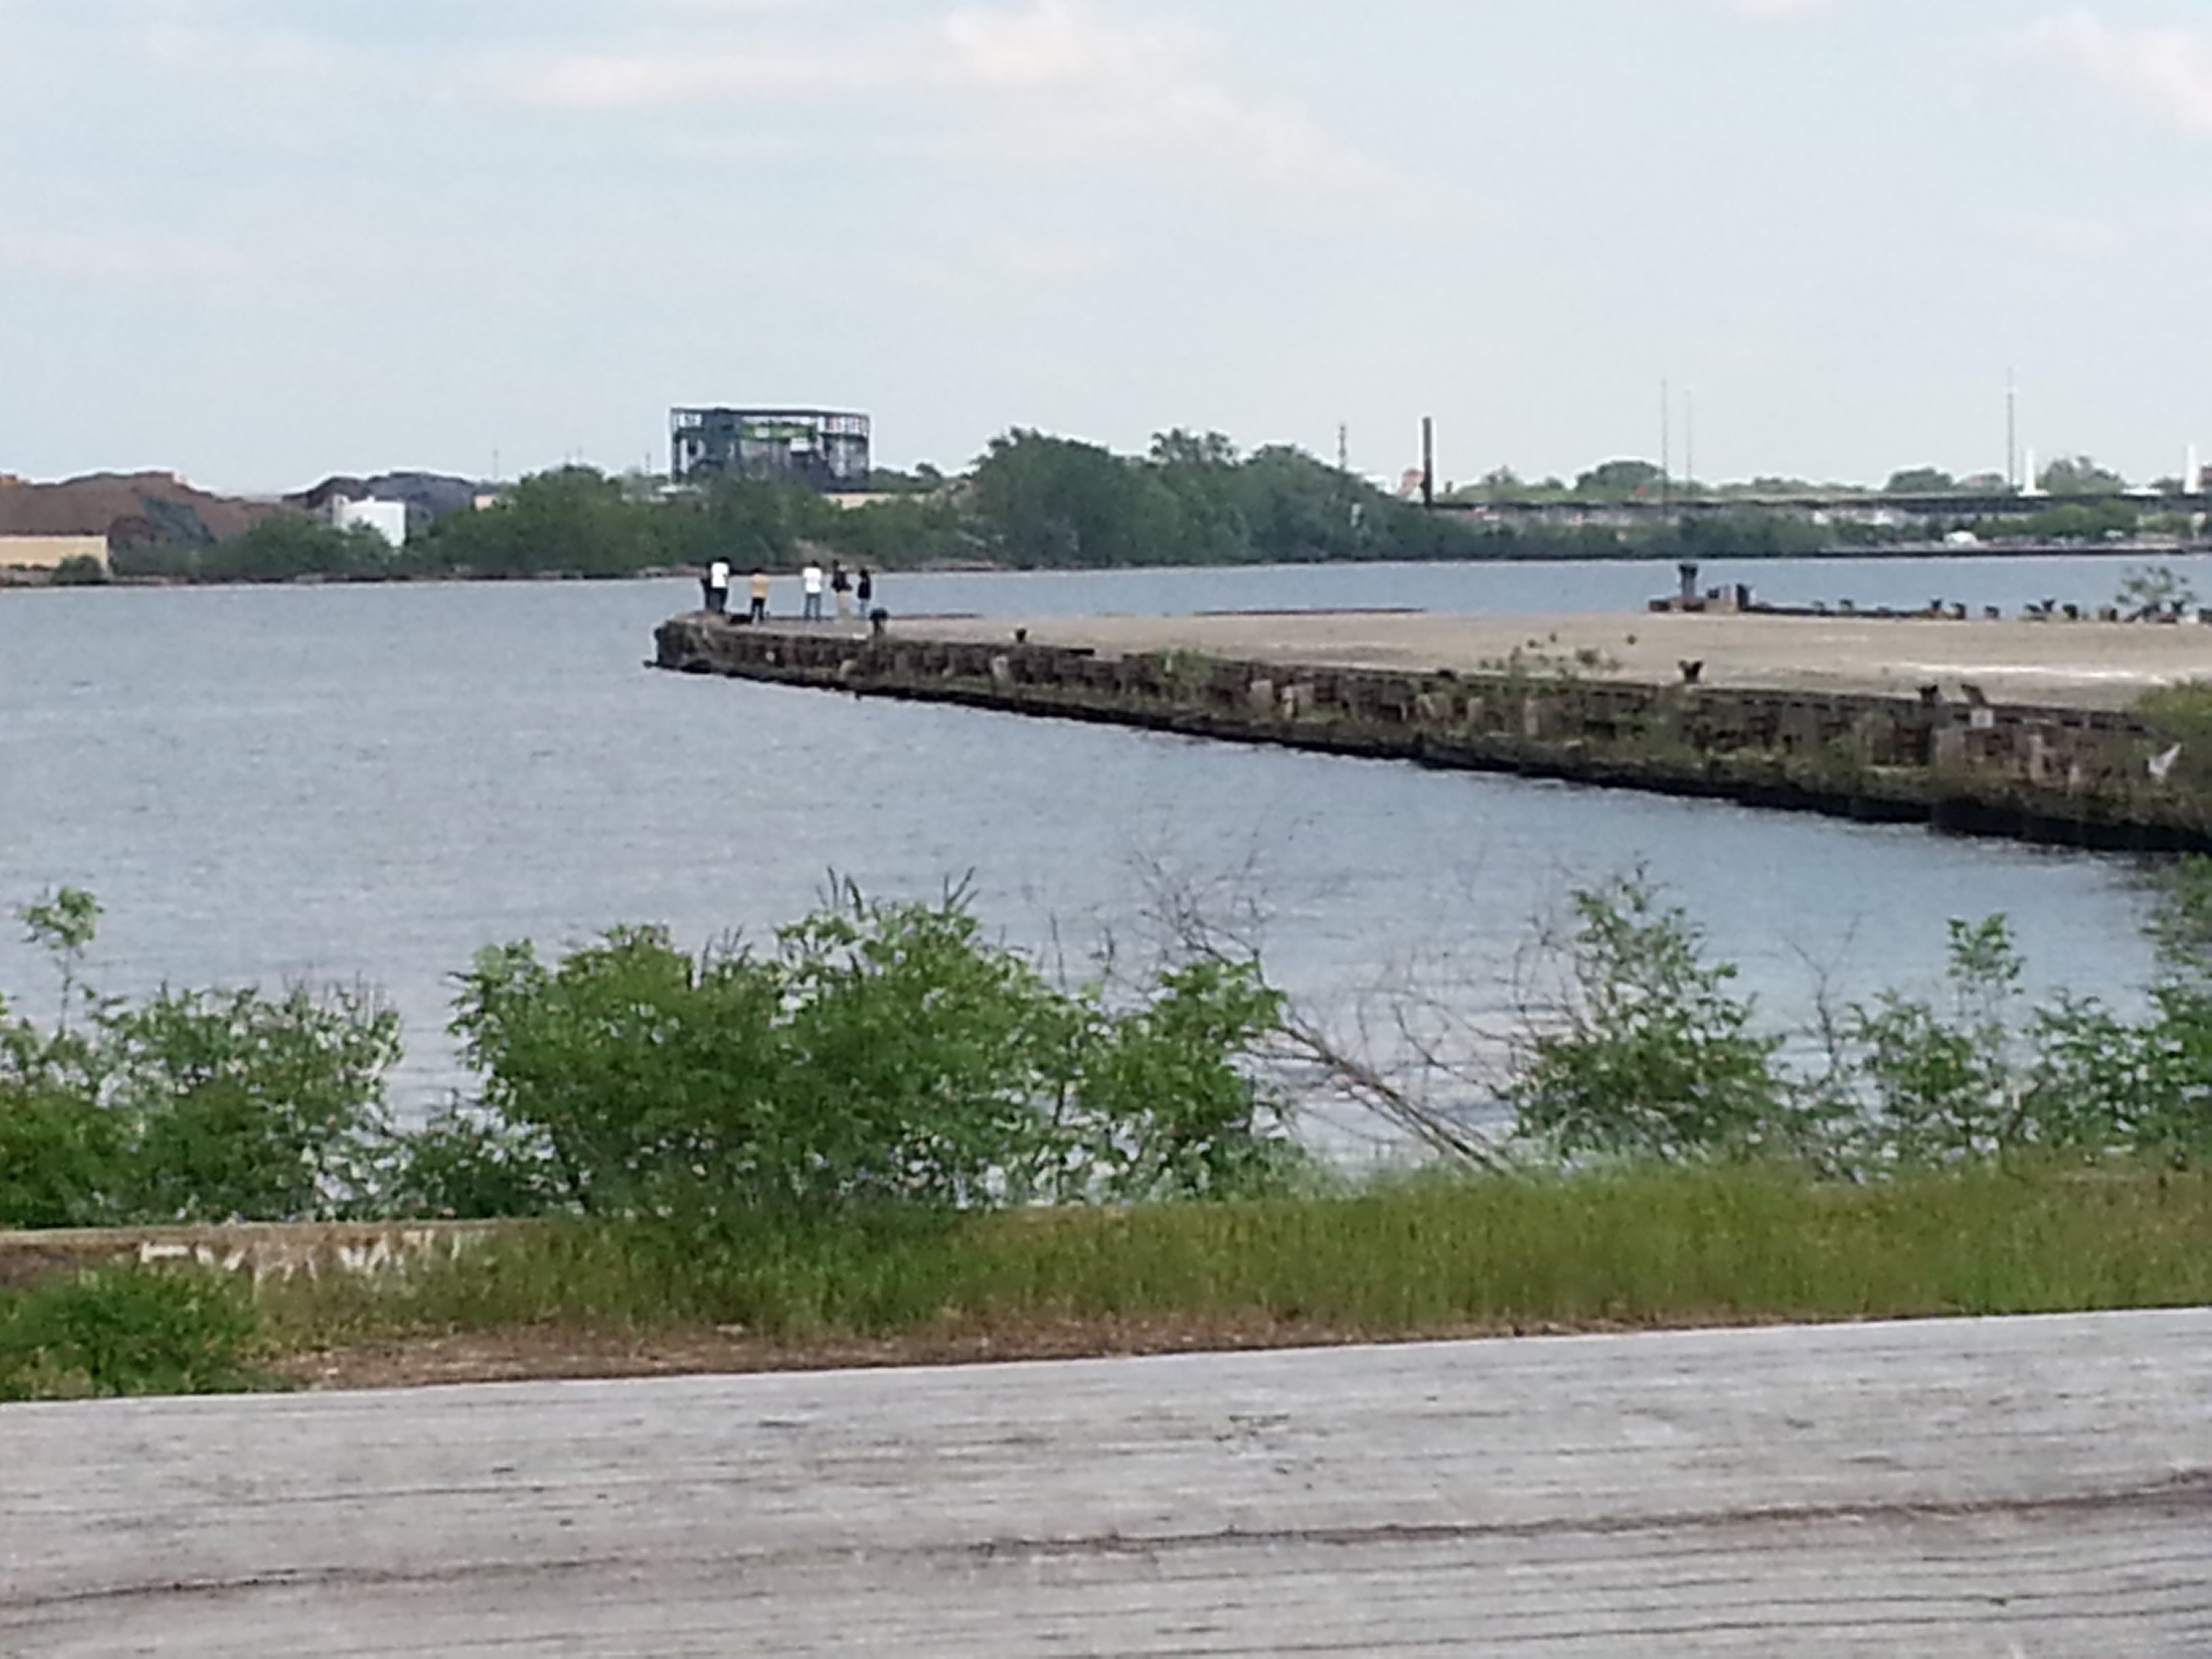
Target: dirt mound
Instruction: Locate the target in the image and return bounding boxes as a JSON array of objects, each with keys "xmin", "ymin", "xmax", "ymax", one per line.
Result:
[{"xmin": 0, "ymin": 471, "xmax": 285, "ymax": 545}]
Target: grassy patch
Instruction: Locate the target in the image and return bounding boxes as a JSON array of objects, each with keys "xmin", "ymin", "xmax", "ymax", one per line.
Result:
[
  {"xmin": 0, "ymin": 1268, "xmax": 260, "ymax": 1401},
  {"xmin": 2134, "ymin": 680, "xmax": 2212, "ymax": 739},
  {"xmin": 261, "ymin": 1162, "xmax": 2212, "ymax": 1363},
  {"xmin": 11, "ymin": 1166, "xmax": 2202, "ymax": 1397}
]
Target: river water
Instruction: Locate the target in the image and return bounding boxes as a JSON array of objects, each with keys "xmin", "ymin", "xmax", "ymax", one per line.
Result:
[{"xmin": 0, "ymin": 555, "xmax": 2189, "ymax": 1135}]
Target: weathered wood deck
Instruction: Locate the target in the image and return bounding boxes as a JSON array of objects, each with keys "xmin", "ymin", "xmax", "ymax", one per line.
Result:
[{"xmin": 5, "ymin": 1311, "xmax": 2208, "ymax": 1655}]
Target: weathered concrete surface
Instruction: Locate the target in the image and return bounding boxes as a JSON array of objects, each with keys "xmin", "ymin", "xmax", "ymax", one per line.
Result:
[
  {"xmin": 0, "ymin": 1221, "xmax": 502, "ymax": 1292},
  {"xmin": 5, "ymin": 1312, "xmax": 2207, "ymax": 1655},
  {"xmin": 661, "ymin": 611, "xmax": 2212, "ymax": 851},
  {"xmin": 893, "ymin": 611, "xmax": 2212, "ymax": 710}
]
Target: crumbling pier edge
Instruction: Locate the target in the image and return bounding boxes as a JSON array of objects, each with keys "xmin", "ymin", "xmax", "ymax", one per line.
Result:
[{"xmin": 654, "ymin": 616, "xmax": 2212, "ymax": 855}]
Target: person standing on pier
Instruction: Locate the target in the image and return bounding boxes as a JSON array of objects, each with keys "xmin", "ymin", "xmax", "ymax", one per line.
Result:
[
  {"xmin": 800, "ymin": 560, "xmax": 825, "ymax": 621},
  {"xmin": 857, "ymin": 567, "xmax": 874, "ymax": 613},
  {"xmin": 748, "ymin": 569, "xmax": 770, "ymax": 623},
  {"xmin": 830, "ymin": 560, "xmax": 853, "ymax": 621},
  {"xmin": 705, "ymin": 558, "xmax": 730, "ymax": 615}
]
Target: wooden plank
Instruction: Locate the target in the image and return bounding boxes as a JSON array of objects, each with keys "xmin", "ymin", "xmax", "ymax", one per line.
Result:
[{"xmin": 3, "ymin": 1312, "xmax": 2208, "ymax": 1655}]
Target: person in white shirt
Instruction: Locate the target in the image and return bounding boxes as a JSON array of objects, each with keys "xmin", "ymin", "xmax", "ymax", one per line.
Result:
[
  {"xmin": 801, "ymin": 561, "xmax": 825, "ymax": 621},
  {"xmin": 705, "ymin": 558, "xmax": 731, "ymax": 615}
]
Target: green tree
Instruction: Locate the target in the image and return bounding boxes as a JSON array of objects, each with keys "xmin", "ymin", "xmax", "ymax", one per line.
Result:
[
  {"xmin": 1573, "ymin": 459, "xmax": 1667, "ymax": 501},
  {"xmin": 19, "ymin": 888, "xmax": 100, "ymax": 1031},
  {"xmin": 419, "ymin": 467, "xmax": 659, "ymax": 577},
  {"xmin": 104, "ymin": 984, "xmax": 401, "ymax": 1222},
  {"xmin": 1147, "ymin": 430, "xmax": 1254, "ymax": 564},
  {"xmin": 1, "ymin": 892, "xmax": 403, "ymax": 1227},
  {"xmin": 451, "ymin": 888, "xmax": 1303, "ymax": 1218},
  {"xmin": 1885, "ymin": 467, "xmax": 1958, "ymax": 495},
  {"xmin": 2039, "ymin": 455, "xmax": 2127, "ymax": 496},
  {"xmin": 969, "ymin": 430, "xmax": 1183, "ymax": 567},
  {"xmin": 1847, "ymin": 918, "xmax": 2027, "ymax": 1166},
  {"xmin": 49, "ymin": 554, "xmax": 108, "ymax": 586},
  {"xmin": 1507, "ymin": 875, "xmax": 1789, "ymax": 1162}
]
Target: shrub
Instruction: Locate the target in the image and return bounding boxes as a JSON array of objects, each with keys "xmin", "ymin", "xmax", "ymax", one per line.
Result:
[
  {"xmin": 452, "ymin": 887, "xmax": 1303, "ymax": 1219},
  {"xmin": 0, "ymin": 1268, "xmax": 258, "ymax": 1399},
  {"xmin": 49, "ymin": 553, "xmax": 108, "ymax": 586},
  {"xmin": 1506, "ymin": 874, "xmax": 1790, "ymax": 1162},
  {"xmin": 1, "ymin": 890, "xmax": 403, "ymax": 1227}
]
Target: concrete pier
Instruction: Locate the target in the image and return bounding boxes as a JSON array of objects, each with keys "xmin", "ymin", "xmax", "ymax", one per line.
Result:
[
  {"xmin": 656, "ymin": 611, "xmax": 2212, "ymax": 851},
  {"xmin": 887, "ymin": 610, "xmax": 2212, "ymax": 710},
  {"xmin": 5, "ymin": 1312, "xmax": 2207, "ymax": 1654}
]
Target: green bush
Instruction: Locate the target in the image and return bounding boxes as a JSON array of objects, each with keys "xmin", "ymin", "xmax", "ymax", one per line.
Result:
[
  {"xmin": 1506, "ymin": 872, "xmax": 2212, "ymax": 1172},
  {"xmin": 49, "ymin": 553, "xmax": 108, "ymax": 586},
  {"xmin": 1, "ymin": 888, "xmax": 403, "ymax": 1227},
  {"xmin": 452, "ymin": 887, "xmax": 1303, "ymax": 1219},
  {"xmin": 0, "ymin": 1268, "xmax": 258, "ymax": 1399},
  {"xmin": 1506, "ymin": 874, "xmax": 1790, "ymax": 1162}
]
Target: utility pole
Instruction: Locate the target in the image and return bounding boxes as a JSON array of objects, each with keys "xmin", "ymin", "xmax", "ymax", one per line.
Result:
[
  {"xmin": 1660, "ymin": 379, "xmax": 1673, "ymax": 511},
  {"xmin": 1337, "ymin": 424, "xmax": 1354, "ymax": 531},
  {"xmin": 1420, "ymin": 416, "xmax": 1435, "ymax": 509},
  {"xmin": 2006, "ymin": 370, "xmax": 2018, "ymax": 491},
  {"xmin": 1684, "ymin": 389, "xmax": 1696, "ymax": 494}
]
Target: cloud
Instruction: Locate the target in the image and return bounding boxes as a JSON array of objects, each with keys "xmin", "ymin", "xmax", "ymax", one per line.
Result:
[
  {"xmin": 508, "ymin": 47, "xmax": 885, "ymax": 110},
  {"xmin": 1722, "ymin": 0, "xmax": 1835, "ymax": 19},
  {"xmin": 495, "ymin": 1, "xmax": 1412, "ymax": 203},
  {"xmin": 0, "ymin": 228, "xmax": 249, "ymax": 281},
  {"xmin": 1991, "ymin": 210, "xmax": 2125, "ymax": 260},
  {"xmin": 2023, "ymin": 11, "xmax": 2212, "ymax": 137},
  {"xmin": 940, "ymin": 0, "xmax": 1178, "ymax": 89},
  {"xmin": 499, "ymin": 3, "xmax": 1174, "ymax": 111}
]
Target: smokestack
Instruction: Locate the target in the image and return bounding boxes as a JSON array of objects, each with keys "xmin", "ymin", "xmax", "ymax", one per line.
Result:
[
  {"xmin": 1420, "ymin": 417, "xmax": 1435, "ymax": 510},
  {"xmin": 2023, "ymin": 447, "xmax": 2041, "ymax": 497}
]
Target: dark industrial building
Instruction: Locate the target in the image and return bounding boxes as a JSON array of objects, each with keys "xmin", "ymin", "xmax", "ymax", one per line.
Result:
[{"xmin": 670, "ymin": 408, "xmax": 872, "ymax": 493}]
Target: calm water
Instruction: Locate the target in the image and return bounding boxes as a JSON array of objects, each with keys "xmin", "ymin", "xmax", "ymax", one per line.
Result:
[{"xmin": 0, "ymin": 557, "xmax": 2178, "ymax": 1132}]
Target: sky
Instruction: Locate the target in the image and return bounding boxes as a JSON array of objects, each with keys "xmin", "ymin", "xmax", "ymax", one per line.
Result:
[{"xmin": 3, "ymin": 0, "xmax": 2211, "ymax": 493}]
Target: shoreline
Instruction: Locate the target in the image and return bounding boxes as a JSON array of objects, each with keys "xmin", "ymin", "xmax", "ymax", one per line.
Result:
[{"xmin": 7, "ymin": 539, "xmax": 2211, "ymax": 594}]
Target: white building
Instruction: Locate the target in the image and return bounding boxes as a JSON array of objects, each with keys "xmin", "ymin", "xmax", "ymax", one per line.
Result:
[{"xmin": 327, "ymin": 496, "xmax": 409, "ymax": 546}]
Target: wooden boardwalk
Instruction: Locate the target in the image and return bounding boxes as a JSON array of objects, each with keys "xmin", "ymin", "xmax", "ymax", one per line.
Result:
[{"xmin": 5, "ymin": 1312, "xmax": 2208, "ymax": 1655}]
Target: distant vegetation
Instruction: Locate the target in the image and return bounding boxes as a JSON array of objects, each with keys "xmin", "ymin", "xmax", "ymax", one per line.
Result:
[
  {"xmin": 112, "ymin": 432, "xmax": 1492, "ymax": 583},
  {"xmin": 84, "ymin": 430, "xmax": 2185, "ymax": 588}
]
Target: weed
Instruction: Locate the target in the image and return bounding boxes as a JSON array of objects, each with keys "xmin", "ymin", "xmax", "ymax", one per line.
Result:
[
  {"xmin": 257, "ymin": 1163, "xmax": 2212, "ymax": 1357},
  {"xmin": 0, "ymin": 1268, "xmax": 260, "ymax": 1399}
]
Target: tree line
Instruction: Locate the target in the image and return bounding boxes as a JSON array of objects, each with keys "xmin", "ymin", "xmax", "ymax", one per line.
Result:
[
  {"xmin": 98, "ymin": 431, "xmax": 1477, "ymax": 583},
  {"xmin": 79, "ymin": 430, "xmax": 2185, "ymax": 589}
]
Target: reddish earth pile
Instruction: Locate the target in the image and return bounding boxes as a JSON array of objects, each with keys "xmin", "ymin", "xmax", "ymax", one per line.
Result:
[{"xmin": 0, "ymin": 471, "xmax": 283, "ymax": 544}]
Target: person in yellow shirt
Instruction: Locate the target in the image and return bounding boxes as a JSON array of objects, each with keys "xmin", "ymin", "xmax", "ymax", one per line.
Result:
[{"xmin": 748, "ymin": 569, "xmax": 771, "ymax": 623}]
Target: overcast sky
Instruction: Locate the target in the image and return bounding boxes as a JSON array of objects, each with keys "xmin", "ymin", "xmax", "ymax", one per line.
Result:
[{"xmin": 3, "ymin": 1, "xmax": 2210, "ymax": 492}]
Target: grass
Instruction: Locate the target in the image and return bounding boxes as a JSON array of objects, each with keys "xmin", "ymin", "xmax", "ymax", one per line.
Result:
[
  {"xmin": 7, "ymin": 1163, "xmax": 2204, "ymax": 1398},
  {"xmin": 0, "ymin": 1267, "xmax": 259, "ymax": 1401},
  {"xmin": 258, "ymin": 1162, "xmax": 2212, "ymax": 1363}
]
